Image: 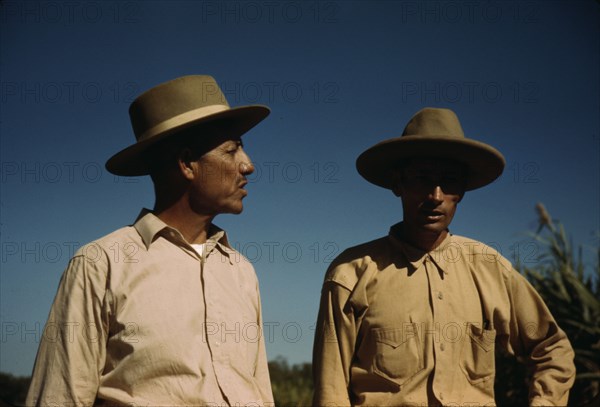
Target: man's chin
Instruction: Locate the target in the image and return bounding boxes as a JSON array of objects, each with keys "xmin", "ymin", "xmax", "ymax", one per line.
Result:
[
  {"xmin": 418, "ymin": 222, "xmax": 448, "ymax": 235},
  {"xmin": 227, "ymin": 204, "xmax": 244, "ymax": 215}
]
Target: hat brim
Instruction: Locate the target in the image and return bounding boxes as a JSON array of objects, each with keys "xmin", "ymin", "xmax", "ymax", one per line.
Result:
[
  {"xmin": 356, "ymin": 136, "xmax": 505, "ymax": 191},
  {"xmin": 106, "ymin": 105, "xmax": 270, "ymax": 176}
]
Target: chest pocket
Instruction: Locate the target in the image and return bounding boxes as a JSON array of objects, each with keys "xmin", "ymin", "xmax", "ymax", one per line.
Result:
[
  {"xmin": 371, "ymin": 324, "xmax": 424, "ymax": 387},
  {"xmin": 460, "ymin": 323, "xmax": 496, "ymax": 385}
]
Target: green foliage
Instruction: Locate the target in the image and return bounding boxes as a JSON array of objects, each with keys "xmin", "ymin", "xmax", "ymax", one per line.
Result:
[
  {"xmin": 268, "ymin": 356, "xmax": 313, "ymax": 407},
  {"xmin": 498, "ymin": 203, "xmax": 600, "ymax": 406},
  {"xmin": 0, "ymin": 360, "xmax": 317, "ymax": 407},
  {"xmin": 0, "ymin": 373, "xmax": 30, "ymax": 406},
  {"xmin": 494, "ymin": 351, "xmax": 530, "ymax": 406}
]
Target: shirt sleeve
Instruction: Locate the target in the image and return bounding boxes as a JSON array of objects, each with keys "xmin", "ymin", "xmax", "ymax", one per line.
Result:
[
  {"xmin": 312, "ymin": 279, "xmax": 356, "ymax": 407},
  {"xmin": 253, "ymin": 280, "xmax": 275, "ymax": 405},
  {"xmin": 26, "ymin": 249, "xmax": 110, "ymax": 407},
  {"xmin": 506, "ymin": 269, "xmax": 576, "ymax": 406}
]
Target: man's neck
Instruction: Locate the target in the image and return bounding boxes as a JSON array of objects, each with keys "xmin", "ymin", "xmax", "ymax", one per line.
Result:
[
  {"xmin": 400, "ymin": 224, "xmax": 448, "ymax": 252},
  {"xmin": 154, "ymin": 204, "xmax": 214, "ymax": 245}
]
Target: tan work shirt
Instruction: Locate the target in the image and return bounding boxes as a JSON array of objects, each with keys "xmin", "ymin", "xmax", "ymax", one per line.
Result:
[
  {"xmin": 313, "ymin": 224, "xmax": 575, "ymax": 406},
  {"xmin": 27, "ymin": 210, "xmax": 274, "ymax": 406}
]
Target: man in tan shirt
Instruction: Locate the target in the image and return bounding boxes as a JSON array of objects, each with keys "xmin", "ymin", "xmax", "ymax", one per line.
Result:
[
  {"xmin": 312, "ymin": 108, "xmax": 575, "ymax": 406},
  {"xmin": 27, "ymin": 76, "xmax": 274, "ymax": 406}
]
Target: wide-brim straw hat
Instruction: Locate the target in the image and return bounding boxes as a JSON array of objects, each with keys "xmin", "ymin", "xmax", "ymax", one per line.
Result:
[
  {"xmin": 106, "ymin": 75, "xmax": 270, "ymax": 176},
  {"xmin": 356, "ymin": 107, "xmax": 505, "ymax": 191}
]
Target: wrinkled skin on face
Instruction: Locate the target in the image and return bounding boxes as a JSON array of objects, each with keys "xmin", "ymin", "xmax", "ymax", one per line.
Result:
[{"xmin": 186, "ymin": 134, "xmax": 255, "ymax": 217}]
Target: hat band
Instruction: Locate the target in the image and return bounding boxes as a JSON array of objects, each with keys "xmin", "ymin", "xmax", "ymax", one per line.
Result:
[{"xmin": 138, "ymin": 104, "xmax": 230, "ymax": 142}]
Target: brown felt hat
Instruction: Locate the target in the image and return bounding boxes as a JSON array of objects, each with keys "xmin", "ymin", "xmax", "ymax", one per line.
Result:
[
  {"xmin": 356, "ymin": 107, "xmax": 505, "ymax": 191},
  {"xmin": 106, "ymin": 75, "xmax": 270, "ymax": 176}
]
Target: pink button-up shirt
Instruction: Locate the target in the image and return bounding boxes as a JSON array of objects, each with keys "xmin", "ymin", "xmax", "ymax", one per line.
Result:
[{"xmin": 27, "ymin": 210, "xmax": 273, "ymax": 406}]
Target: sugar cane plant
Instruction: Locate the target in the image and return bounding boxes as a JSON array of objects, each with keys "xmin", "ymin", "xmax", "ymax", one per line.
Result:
[{"xmin": 496, "ymin": 203, "xmax": 600, "ymax": 406}]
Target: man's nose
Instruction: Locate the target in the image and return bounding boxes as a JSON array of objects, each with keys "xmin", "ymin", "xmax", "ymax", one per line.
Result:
[
  {"xmin": 429, "ymin": 185, "xmax": 443, "ymax": 203},
  {"xmin": 239, "ymin": 150, "xmax": 255, "ymax": 175}
]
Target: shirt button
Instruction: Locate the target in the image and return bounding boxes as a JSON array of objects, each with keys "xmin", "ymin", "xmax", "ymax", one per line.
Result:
[
  {"xmin": 437, "ymin": 291, "xmax": 443, "ymax": 300},
  {"xmin": 214, "ymin": 341, "xmax": 220, "ymax": 347},
  {"xmin": 440, "ymin": 343, "xmax": 445, "ymax": 351}
]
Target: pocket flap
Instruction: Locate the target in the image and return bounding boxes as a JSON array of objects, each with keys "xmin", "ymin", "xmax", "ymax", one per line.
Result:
[
  {"xmin": 374, "ymin": 324, "xmax": 417, "ymax": 349},
  {"xmin": 467, "ymin": 323, "xmax": 496, "ymax": 352},
  {"xmin": 371, "ymin": 324, "xmax": 424, "ymax": 387},
  {"xmin": 377, "ymin": 336, "xmax": 401, "ymax": 348}
]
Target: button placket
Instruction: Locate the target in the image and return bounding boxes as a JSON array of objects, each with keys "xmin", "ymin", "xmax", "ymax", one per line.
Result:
[{"xmin": 426, "ymin": 254, "xmax": 453, "ymax": 402}]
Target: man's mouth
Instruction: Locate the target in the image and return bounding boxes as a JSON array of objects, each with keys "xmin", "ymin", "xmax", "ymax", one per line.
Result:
[
  {"xmin": 239, "ymin": 180, "xmax": 248, "ymax": 195},
  {"xmin": 421, "ymin": 210, "xmax": 444, "ymax": 220}
]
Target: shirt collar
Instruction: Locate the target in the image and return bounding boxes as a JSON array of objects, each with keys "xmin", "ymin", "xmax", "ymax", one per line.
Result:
[
  {"xmin": 388, "ymin": 222, "xmax": 453, "ymax": 274},
  {"xmin": 133, "ymin": 209, "xmax": 232, "ymax": 255}
]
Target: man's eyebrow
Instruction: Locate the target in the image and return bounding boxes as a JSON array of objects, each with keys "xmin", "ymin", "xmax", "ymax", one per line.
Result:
[{"xmin": 223, "ymin": 139, "xmax": 242, "ymax": 148}]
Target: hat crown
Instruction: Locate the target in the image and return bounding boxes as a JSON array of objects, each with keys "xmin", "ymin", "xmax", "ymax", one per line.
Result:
[
  {"xmin": 129, "ymin": 75, "xmax": 230, "ymax": 141},
  {"xmin": 402, "ymin": 107, "xmax": 465, "ymax": 139}
]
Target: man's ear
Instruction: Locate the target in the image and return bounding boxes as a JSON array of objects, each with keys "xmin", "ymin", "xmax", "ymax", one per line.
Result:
[{"xmin": 177, "ymin": 147, "xmax": 196, "ymax": 181}]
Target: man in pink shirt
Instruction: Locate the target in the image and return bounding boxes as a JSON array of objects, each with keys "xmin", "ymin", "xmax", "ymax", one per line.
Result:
[{"xmin": 27, "ymin": 75, "xmax": 274, "ymax": 406}]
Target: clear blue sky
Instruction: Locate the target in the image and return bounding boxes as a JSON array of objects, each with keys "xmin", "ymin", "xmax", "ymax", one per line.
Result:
[{"xmin": 1, "ymin": 0, "xmax": 598, "ymax": 377}]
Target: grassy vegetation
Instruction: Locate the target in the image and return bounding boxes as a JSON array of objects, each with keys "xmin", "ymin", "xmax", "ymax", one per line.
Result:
[
  {"xmin": 0, "ymin": 373, "xmax": 29, "ymax": 406},
  {"xmin": 507, "ymin": 203, "xmax": 599, "ymax": 406},
  {"xmin": 269, "ymin": 356, "xmax": 313, "ymax": 407}
]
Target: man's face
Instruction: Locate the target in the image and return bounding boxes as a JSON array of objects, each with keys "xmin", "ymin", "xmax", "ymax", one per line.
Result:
[
  {"xmin": 187, "ymin": 134, "xmax": 254, "ymax": 217},
  {"xmin": 393, "ymin": 158, "xmax": 466, "ymax": 236}
]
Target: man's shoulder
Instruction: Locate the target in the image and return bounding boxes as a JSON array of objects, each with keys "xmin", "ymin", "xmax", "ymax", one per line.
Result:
[
  {"xmin": 73, "ymin": 225, "xmax": 139, "ymax": 259},
  {"xmin": 334, "ymin": 236, "xmax": 391, "ymax": 262},
  {"xmin": 450, "ymin": 234, "xmax": 497, "ymax": 252},
  {"xmin": 221, "ymin": 244, "xmax": 256, "ymax": 269},
  {"xmin": 324, "ymin": 236, "xmax": 390, "ymax": 290},
  {"xmin": 449, "ymin": 234, "xmax": 513, "ymax": 272}
]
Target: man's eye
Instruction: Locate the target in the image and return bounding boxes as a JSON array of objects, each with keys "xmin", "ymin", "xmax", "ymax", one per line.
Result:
[
  {"xmin": 414, "ymin": 175, "xmax": 432, "ymax": 185},
  {"xmin": 227, "ymin": 142, "xmax": 243, "ymax": 155},
  {"xmin": 442, "ymin": 176, "xmax": 463, "ymax": 185}
]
